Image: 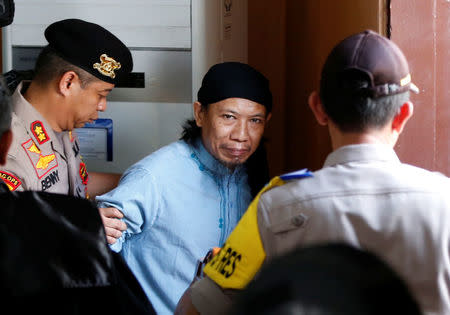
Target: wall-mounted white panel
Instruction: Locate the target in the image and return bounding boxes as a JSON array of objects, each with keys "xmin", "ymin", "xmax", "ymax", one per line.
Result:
[
  {"xmin": 108, "ymin": 50, "xmax": 192, "ymax": 103},
  {"xmin": 11, "ymin": 0, "xmax": 191, "ymax": 48},
  {"xmin": 221, "ymin": 0, "xmax": 248, "ymax": 62},
  {"xmin": 81, "ymin": 101, "xmax": 193, "ymax": 173},
  {"xmin": 10, "ymin": 47, "xmax": 192, "ymax": 104},
  {"xmin": 191, "ymin": 0, "xmax": 248, "ymax": 102}
]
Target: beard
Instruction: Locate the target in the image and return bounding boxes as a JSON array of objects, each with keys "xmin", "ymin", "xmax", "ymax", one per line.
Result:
[{"xmin": 218, "ymin": 155, "xmax": 247, "ymax": 170}]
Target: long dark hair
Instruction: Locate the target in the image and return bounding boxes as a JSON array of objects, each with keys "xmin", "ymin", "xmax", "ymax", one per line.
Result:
[{"xmin": 180, "ymin": 118, "xmax": 270, "ymax": 198}]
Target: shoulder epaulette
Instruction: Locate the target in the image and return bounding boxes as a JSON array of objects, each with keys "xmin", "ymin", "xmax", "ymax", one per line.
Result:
[
  {"xmin": 30, "ymin": 120, "xmax": 50, "ymax": 145},
  {"xmin": 279, "ymin": 168, "xmax": 313, "ymax": 181}
]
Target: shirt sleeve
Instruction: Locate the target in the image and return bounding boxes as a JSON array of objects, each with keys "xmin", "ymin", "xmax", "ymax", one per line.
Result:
[
  {"xmin": 95, "ymin": 165, "xmax": 160, "ymax": 251},
  {"xmin": 0, "ymin": 156, "xmax": 34, "ymax": 191},
  {"xmin": 190, "ymin": 277, "xmax": 233, "ymax": 315},
  {"xmin": 0, "ymin": 168, "xmax": 24, "ymax": 191}
]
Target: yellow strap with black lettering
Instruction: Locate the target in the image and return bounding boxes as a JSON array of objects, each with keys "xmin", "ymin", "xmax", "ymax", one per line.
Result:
[{"xmin": 204, "ymin": 176, "xmax": 286, "ymax": 289}]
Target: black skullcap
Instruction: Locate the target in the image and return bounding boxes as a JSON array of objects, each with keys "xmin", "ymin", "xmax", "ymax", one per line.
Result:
[
  {"xmin": 321, "ymin": 30, "xmax": 419, "ymax": 99},
  {"xmin": 197, "ymin": 62, "xmax": 273, "ymax": 112},
  {"xmin": 45, "ymin": 19, "xmax": 133, "ymax": 84}
]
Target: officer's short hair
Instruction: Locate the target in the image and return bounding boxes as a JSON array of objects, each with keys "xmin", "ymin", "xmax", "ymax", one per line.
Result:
[
  {"xmin": 319, "ymin": 30, "xmax": 418, "ymax": 133},
  {"xmin": 33, "ymin": 46, "xmax": 97, "ymax": 88},
  {"xmin": 0, "ymin": 76, "xmax": 12, "ymax": 138},
  {"xmin": 321, "ymin": 74, "xmax": 410, "ymax": 133}
]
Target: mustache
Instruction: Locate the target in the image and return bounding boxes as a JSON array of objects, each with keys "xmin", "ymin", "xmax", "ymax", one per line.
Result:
[{"xmin": 219, "ymin": 145, "xmax": 251, "ymax": 151}]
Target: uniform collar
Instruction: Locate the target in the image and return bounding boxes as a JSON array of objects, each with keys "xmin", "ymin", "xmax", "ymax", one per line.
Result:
[
  {"xmin": 190, "ymin": 137, "xmax": 245, "ymax": 178},
  {"xmin": 324, "ymin": 143, "xmax": 401, "ymax": 168},
  {"xmin": 13, "ymin": 82, "xmax": 65, "ymax": 155},
  {"xmin": 13, "ymin": 82, "xmax": 46, "ymax": 126}
]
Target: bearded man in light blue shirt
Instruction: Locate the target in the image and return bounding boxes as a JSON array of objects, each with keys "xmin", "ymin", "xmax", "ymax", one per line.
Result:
[{"xmin": 96, "ymin": 62, "xmax": 273, "ymax": 314}]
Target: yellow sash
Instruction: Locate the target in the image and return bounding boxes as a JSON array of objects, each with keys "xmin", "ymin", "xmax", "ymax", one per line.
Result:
[{"xmin": 203, "ymin": 176, "xmax": 286, "ymax": 289}]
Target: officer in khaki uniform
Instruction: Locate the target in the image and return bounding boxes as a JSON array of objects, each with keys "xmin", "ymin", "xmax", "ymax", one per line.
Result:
[
  {"xmin": 176, "ymin": 31, "xmax": 450, "ymax": 315},
  {"xmin": 4, "ymin": 87, "xmax": 87, "ymax": 196},
  {"xmin": 0, "ymin": 18, "xmax": 133, "ymax": 198}
]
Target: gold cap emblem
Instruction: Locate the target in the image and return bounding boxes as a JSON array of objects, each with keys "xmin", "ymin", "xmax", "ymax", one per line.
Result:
[{"xmin": 93, "ymin": 54, "xmax": 121, "ymax": 79}]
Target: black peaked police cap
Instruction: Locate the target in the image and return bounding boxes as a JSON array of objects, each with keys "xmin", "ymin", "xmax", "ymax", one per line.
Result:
[
  {"xmin": 45, "ymin": 18, "xmax": 133, "ymax": 84},
  {"xmin": 198, "ymin": 62, "xmax": 273, "ymax": 113}
]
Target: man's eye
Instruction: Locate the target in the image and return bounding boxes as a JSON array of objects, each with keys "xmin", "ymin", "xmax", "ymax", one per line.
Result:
[
  {"xmin": 251, "ymin": 118, "xmax": 263, "ymax": 124},
  {"xmin": 223, "ymin": 114, "xmax": 235, "ymax": 120}
]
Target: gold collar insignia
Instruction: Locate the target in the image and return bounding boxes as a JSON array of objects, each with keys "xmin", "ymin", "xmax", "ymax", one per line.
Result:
[{"xmin": 93, "ymin": 54, "xmax": 121, "ymax": 79}]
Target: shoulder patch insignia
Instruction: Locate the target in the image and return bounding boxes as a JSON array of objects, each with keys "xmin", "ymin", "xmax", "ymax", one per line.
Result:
[
  {"xmin": 31, "ymin": 121, "xmax": 50, "ymax": 145},
  {"xmin": 280, "ymin": 168, "xmax": 313, "ymax": 181},
  {"xmin": 22, "ymin": 139, "xmax": 58, "ymax": 179},
  {"xmin": 0, "ymin": 171, "xmax": 21, "ymax": 191}
]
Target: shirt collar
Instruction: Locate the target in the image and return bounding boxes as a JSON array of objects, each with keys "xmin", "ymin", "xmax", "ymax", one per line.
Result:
[
  {"xmin": 190, "ymin": 137, "xmax": 245, "ymax": 177},
  {"xmin": 13, "ymin": 82, "xmax": 47, "ymax": 126},
  {"xmin": 324, "ymin": 143, "xmax": 401, "ymax": 168}
]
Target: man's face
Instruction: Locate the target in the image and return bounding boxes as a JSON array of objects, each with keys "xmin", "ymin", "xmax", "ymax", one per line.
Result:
[
  {"xmin": 194, "ymin": 98, "xmax": 271, "ymax": 169},
  {"xmin": 69, "ymin": 79, "xmax": 114, "ymax": 129}
]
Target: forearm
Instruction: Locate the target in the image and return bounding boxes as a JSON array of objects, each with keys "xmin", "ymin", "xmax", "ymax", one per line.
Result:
[
  {"xmin": 87, "ymin": 171, "xmax": 121, "ymax": 199},
  {"xmin": 174, "ymin": 288, "xmax": 200, "ymax": 315},
  {"xmin": 175, "ymin": 277, "xmax": 233, "ymax": 315}
]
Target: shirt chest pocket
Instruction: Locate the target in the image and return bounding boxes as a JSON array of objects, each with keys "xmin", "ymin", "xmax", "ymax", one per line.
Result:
[{"xmin": 269, "ymin": 213, "xmax": 309, "ymax": 234}]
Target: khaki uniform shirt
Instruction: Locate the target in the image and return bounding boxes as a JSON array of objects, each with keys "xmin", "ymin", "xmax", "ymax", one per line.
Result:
[
  {"xmin": 0, "ymin": 82, "xmax": 88, "ymax": 198},
  {"xmin": 196, "ymin": 144, "xmax": 450, "ymax": 315}
]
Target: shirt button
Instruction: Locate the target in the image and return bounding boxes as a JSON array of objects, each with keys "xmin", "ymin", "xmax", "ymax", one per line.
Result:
[{"xmin": 291, "ymin": 215, "xmax": 306, "ymax": 227}]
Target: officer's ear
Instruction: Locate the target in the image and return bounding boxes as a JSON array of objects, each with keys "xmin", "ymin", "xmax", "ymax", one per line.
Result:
[
  {"xmin": 392, "ymin": 101, "xmax": 413, "ymax": 135},
  {"xmin": 0, "ymin": 129, "xmax": 12, "ymax": 165},
  {"xmin": 58, "ymin": 71, "xmax": 79, "ymax": 96},
  {"xmin": 308, "ymin": 91, "xmax": 328, "ymax": 126}
]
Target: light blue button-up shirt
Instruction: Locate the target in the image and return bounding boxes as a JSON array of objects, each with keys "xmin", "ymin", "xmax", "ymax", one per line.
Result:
[{"xmin": 96, "ymin": 138, "xmax": 252, "ymax": 314}]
